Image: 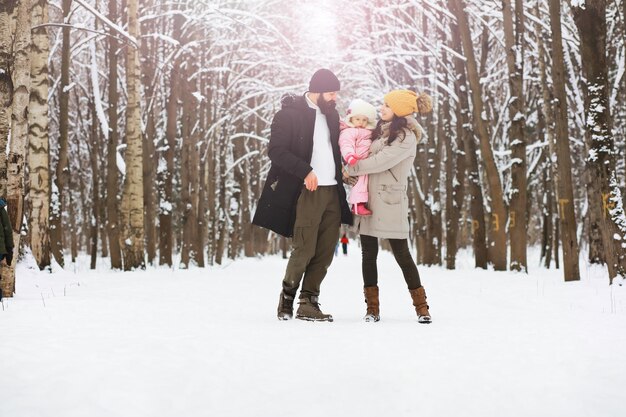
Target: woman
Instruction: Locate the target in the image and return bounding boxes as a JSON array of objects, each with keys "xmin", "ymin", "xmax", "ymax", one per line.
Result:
[{"xmin": 345, "ymin": 89, "xmax": 432, "ymax": 323}]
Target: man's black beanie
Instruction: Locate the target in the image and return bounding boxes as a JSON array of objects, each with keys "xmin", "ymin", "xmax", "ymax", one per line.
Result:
[{"xmin": 308, "ymin": 69, "xmax": 340, "ymax": 93}]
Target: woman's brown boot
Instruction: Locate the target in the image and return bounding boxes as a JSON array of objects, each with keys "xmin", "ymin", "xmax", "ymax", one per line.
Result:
[
  {"xmin": 363, "ymin": 286, "xmax": 380, "ymax": 322},
  {"xmin": 409, "ymin": 286, "xmax": 431, "ymax": 324}
]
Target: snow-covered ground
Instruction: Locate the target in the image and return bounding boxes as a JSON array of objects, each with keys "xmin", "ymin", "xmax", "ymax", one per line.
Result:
[{"xmin": 1, "ymin": 248, "xmax": 624, "ymax": 417}]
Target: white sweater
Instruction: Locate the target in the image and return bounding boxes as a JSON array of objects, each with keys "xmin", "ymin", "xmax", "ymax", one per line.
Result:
[{"xmin": 305, "ymin": 94, "xmax": 337, "ymax": 186}]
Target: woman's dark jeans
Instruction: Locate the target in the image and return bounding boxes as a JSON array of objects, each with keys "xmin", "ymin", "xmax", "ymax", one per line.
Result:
[{"xmin": 360, "ymin": 234, "xmax": 422, "ymax": 290}]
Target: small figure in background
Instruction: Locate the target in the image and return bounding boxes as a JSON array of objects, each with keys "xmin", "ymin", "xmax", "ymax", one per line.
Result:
[{"xmin": 340, "ymin": 233, "xmax": 349, "ymax": 255}]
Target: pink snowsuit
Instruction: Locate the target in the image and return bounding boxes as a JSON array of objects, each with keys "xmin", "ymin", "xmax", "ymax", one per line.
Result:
[{"xmin": 339, "ymin": 125, "xmax": 372, "ymax": 206}]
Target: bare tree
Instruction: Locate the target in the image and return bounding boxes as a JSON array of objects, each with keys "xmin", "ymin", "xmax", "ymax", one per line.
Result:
[
  {"xmin": 451, "ymin": 0, "xmax": 508, "ymax": 270},
  {"xmin": 548, "ymin": 0, "xmax": 580, "ymax": 281},
  {"xmin": 573, "ymin": 0, "xmax": 626, "ymax": 283},
  {"xmin": 502, "ymin": 0, "xmax": 528, "ymax": 272}
]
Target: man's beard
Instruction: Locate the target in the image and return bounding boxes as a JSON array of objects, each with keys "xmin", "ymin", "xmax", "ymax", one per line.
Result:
[{"xmin": 317, "ymin": 94, "xmax": 336, "ymax": 116}]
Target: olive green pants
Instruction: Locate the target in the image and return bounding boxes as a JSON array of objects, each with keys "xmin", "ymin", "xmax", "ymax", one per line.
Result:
[{"xmin": 282, "ymin": 186, "xmax": 341, "ymax": 299}]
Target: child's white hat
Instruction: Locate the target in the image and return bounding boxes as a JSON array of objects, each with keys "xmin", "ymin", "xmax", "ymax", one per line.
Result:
[{"xmin": 344, "ymin": 99, "xmax": 377, "ymax": 129}]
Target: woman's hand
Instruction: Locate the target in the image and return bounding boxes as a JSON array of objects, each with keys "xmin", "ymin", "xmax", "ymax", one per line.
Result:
[{"xmin": 342, "ymin": 167, "xmax": 358, "ymax": 186}]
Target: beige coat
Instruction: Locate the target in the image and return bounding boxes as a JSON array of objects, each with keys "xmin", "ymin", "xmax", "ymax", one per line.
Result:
[{"xmin": 346, "ymin": 116, "xmax": 421, "ymax": 239}]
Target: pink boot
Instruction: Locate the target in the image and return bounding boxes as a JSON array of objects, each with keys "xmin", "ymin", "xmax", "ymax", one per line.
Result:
[{"xmin": 353, "ymin": 203, "xmax": 372, "ymax": 216}]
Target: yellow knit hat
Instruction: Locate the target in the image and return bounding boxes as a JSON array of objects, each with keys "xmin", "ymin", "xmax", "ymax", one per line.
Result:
[{"xmin": 384, "ymin": 90, "xmax": 433, "ymax": 117}]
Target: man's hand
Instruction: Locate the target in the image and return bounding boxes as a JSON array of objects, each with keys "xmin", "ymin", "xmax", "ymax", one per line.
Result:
[{"xmin": 304, "ymin": 171, "xmax": 318, "ymax": 191}]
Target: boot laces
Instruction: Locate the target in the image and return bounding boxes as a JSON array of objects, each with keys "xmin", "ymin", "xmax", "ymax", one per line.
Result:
[{"xmin": 301, "ymin": 297, "xmax": 323, "ymax": 312}]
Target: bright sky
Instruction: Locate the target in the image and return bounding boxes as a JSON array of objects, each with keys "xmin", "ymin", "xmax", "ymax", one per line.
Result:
[{"xmin": 294, "ymin": 0, "xmax": 339, "ymax": 60}]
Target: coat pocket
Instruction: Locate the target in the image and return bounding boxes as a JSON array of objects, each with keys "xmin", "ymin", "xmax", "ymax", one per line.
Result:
[{"xmin": 377, "ymin": 184, "xmax": 406, "ymax": 205}]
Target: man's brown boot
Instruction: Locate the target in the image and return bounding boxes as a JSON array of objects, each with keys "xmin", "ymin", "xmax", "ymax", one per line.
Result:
[
  {"xmin": 409, "ymin": 286, "xmax": 432, "ymax": 324},
  {"xmin": 363, "ymin": 286, "xmax": 380, "ymax": 322},
  {"xmin": 277, "ymin": 291, "xmax": 294, "ymax": 320},
  {"xmin": 296, "ymin": 296, "xmax": 333, "ymax": 322}
]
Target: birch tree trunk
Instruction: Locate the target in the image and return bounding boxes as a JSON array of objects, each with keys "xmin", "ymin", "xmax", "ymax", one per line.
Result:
[
  {"xmin": 119, "ymin": 0, "xmax": 144, "ymax": 269},
  {"xmin": 548, "ymin": 0, "xmax": 580, "ymax": 281},
  {"xmin": 573, "ymin": 0, "xmax": 626, "ymax": 283},
  {"xmin": 1, "ymin": 0, "xmax": 30, "ymax": 296},
  {"xmin": 50, "ymin": 0, "xmax": 72, "ymax": 268},
  {"xmin": 28, "ymin": 0, "xmax": 51, "ymax": 270},
  {"xmin": 0, "ymin": 0, "xmax": 16, "ymax": 211},
  {"xmin": 106, "ymin": 0, "xmax": 122, "ymax": 269},
  {"xmin": 502, "ymin": 0, "xmax": 528, "ymax": 272},
  {"xmin": 0, "ymin": 2, "xmax": 12, "ymax": 204},
  {"xmin": 452, "ymin": 0, "xmax": 507, "ymax": 270}
]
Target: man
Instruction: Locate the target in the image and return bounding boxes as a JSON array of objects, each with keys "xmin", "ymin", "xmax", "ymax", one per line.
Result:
[{"xmin": 253, "ymin": 69, "xmax": 353, "ymax": 321}]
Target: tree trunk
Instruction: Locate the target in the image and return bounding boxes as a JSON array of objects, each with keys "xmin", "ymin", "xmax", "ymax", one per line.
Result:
[
  {"xmin": 106, "ymin": 0, "xmax": 122, "ymax": 269},
  {"xmin": 206, "ymin": 128, "xmax": 216, "ymax": 265},
  {"xmin": 429, "ymin": 98, "xmax": 443, "ymax": 266},
  {"xmin": 502, "ymin": 0, "xmax": 528, "ymax": 272},
  {"xmin": 0, "ymin": 3, "xmax": 13, "ymax": 203},
  {"xmin": 443, "ymin": 44, "xmax": 462, "ymax": 269},
  {"xmin": 1, "ymin": 0, "xmax": 30, "ymax": 296},
  {"xmin": 119, "ymin": 0, "xmax": 144, "ymax": 270},
  {"xmin": 541, "ymin": 167, "xmax": 554, "ymax": 268},
  {"xmin": 214, "ymin": 126, "xmax": 229, "ymax": 265},
  {"xmin": 536, "ymin": 1, "xmax": 559, "ymax": 271},
  {"xmin": 196, "ymin": 150, "xmax": 207, "ymax": 268},
  {"xmin": 548, "ymin": 0, "xmax": 580, "ymax": 281},
  {"xmin": 28, "ymin": 0, "xmax": 51, "ymax": 270},
  {"xmin": 89, "ymin": 97, "xmax": 99, "ymax": 270},
  {"xmin": 414, "ymin": 145, "xmax": 428, "ymax": 263},
  {"xmin": 180, "ymin": 59, "xmax": 197, "ymax": 268},
  {"xmin": 194, "ymin": 50, "xmax": 207, "ymax": 268},
  {"xmin": 450, "ymin": 0, "xmax": 487, "ymax": 268},
  {"xmin": 452, "ymin": 0, "xmax": 508, "ymax": 271},
  {"xmin": 50, "ymin": 0, "xmax": 73, "ymax": 268},
  {"xmin": 573, "ymin": 1, "xmax": 626, "ymax": 283},
  {"xmin": 69, "ymin": 177, "xmax": 77, "ymax": 263},
  {"xmin": 158, "ymin": 12, "xmax": 182, "ymax": 267},
  {"xmin": 140, "ymin": 8, "xmax": 157, "ymax": 266}
]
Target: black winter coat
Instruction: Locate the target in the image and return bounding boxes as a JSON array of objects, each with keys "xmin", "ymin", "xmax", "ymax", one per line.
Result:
[{"xmin": 252, "ymin": 94, "xmax": 353, "ymax": 237}]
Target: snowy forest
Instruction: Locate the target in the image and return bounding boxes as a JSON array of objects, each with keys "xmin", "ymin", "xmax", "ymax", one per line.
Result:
[{"xmin": 0, "ymin": 0, "xmax": 625, "ymax": 298}]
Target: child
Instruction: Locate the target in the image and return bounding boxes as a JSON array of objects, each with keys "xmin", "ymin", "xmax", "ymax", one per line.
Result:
[{"xmin": 339, "ymin": 98, "xmax": 377, "ymax": 216}]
